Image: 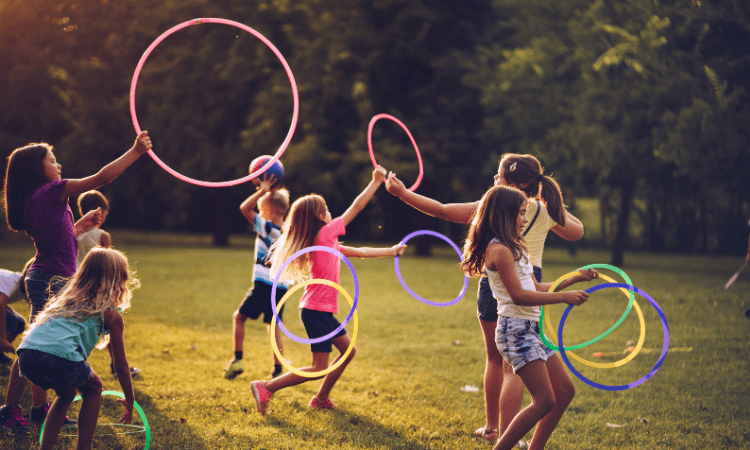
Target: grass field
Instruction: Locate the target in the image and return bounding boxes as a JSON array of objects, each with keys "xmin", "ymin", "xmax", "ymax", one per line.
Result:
[{"xmin": 1, "ymin": 231, "xmax": 749, "ymax": 449}]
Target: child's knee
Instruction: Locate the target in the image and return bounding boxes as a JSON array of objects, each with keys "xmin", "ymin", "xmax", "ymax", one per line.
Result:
[{"xmin": 557, "ymin": 379, "xmax": 576, "ymax": 404}]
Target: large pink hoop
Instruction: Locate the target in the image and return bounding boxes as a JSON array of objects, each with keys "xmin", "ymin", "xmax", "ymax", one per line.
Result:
[
  {"xmin": 367, "ymin": 114, "xmax": 424, "ymax": 192},
  {"xmin": 129, "ymin": 18, "xmax": 299, "ymax": 187}
]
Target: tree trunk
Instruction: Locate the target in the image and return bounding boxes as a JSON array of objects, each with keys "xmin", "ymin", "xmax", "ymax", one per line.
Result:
[
  {"xmin": 610, "ymin": 181, "xmax": 634, "ymax": 267},
  {"xmin": 213, "ymin": 187, "xmax": 229, "ymax": 247}
]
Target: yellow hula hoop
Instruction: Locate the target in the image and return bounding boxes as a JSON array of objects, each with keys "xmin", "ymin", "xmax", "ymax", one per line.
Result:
[
  {"xmin": 545, "ymin": 272, "xmax": 646, "ymax": 369},
  {"xmin": 270, "ymin": 279, "xmax": 358, "ymax": 378}
]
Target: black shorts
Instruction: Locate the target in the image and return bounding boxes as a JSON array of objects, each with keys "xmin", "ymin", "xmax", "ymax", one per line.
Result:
[
  {"xmin": 17, "ymin": 349, "xmax": 92, "ymax": 391},
  {"xmin": 300, "ymin": 308, "xmax": 347, "ymax": 353},
  {"xmin": 5, "ymin": 306, "xmax": 26, "ymax": 335},
  {"xmin": 237, "ymin": 281, "xmax": 287, "ymax": 324}
]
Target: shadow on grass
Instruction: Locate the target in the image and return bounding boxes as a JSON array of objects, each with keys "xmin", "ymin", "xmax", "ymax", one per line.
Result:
[{"xmin": 0, "ymin": 374, "xmax": 211, "ymax": 450}]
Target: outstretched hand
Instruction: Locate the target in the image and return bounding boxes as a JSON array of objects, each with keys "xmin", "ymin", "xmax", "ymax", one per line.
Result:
[
  {"xmin": 562, "ymin": 290, "xmax": 589, "ymax": 306},
  {"xmin": 391, "ymin": 244, "xmax": 407, "ymax": 256},
  {"xmin": 385, "ymin": 172, "xmax": 406, "ymax": 196},
  {"xmin": 257, "ymin": 174, "xmax": 278, "ymax": 193},
  {"xmin": 373, "ymin": 165, "xmax": 387, "ymax": 183},
  {"xmin": 116, "ymin": 398, "xmax": 133, "ymax": 424},
  {"xmin": 577, "ymin": 269, "xmax": 599, "ymax": 281}
]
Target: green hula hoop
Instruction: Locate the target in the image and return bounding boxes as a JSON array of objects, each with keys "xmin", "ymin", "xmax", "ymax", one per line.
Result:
[
  {"xmin": 540, "ymin": 263, "xmax": 634, "ymax": 351},
  {"xmin": 39, "ymin": 390, "xmax": 150, "ymax": 450}
]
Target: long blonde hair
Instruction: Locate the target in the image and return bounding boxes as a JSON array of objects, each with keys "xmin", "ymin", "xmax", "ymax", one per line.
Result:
[
  {"xmin": 461, "ymin": 185, "xmax": 528, "ymax": 277},
  {"xmin": 28, "ymin": 248, "xmax": 138, "ymax": 347},
  {"xmin": 269, "ymin": 194, "xmax": 328, "ymax": 283}
]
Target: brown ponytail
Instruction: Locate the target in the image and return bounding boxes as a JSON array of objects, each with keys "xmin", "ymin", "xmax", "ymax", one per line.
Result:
[{"xmin": 499, "ymin": 153, "xmax": 567, "ymax": 227}]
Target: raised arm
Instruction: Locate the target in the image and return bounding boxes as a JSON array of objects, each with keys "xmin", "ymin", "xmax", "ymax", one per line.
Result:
[
  {"xmin": 239, "ymin": 175, "xmax": 277, "ymax": 223},
  {"xmin": 339, "ymin": 165, "xmax": 387, "ymax": 226},
  {"xmin": 385, "ymin": 173, "xmax": 478, "ymax": 223},
  {"xmin": 340, "ymin": 244, "xmax": 406, "ymax": 259},
  {"xmin": 61, "ymin": 131, "xmax": 152, "ymax": 202},
  {"xmin": 550, "ymin": 210, "xmax": 584, "ymax": 241}
]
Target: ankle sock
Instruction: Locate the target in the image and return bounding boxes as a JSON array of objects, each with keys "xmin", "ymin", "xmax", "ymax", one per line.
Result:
[{"xmin": 234, "ymin": 351, "xmax": 243, "ymax": 361}]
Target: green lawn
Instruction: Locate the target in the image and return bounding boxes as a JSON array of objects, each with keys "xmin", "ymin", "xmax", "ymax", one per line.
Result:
[{"xmin": 1, "ymin": 232, "xmax": 748, "ymax": 449}]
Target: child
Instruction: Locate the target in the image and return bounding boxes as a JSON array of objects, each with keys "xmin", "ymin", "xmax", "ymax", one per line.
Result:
[
  {"xmin": 0, "ymin": 260, "xmax": 33, "ymax": 368},
  {"xmin": 76, "ymin": 189, "xmax": 141, "ymax": 379},
  {"xmin": 15, "ymin": 248, "xmax": 138, "ymax": 450},
  {"xmin": 461, "ymin": 185, "xmax": 597, "ymax": 450},
  {"xmin": 224, "ymin": 174, "xmax": 291, "ymax": 380},
  {"xmin": 0, "ymin": 131, "xmax": 151, "ymax": 432},
  {"xmin": 249, "ymin": 165, "xmax": 405, "ymax": 415},
  {"xmin": 386, "ymin": 153, "xmax": 583, "ymax": 446}
]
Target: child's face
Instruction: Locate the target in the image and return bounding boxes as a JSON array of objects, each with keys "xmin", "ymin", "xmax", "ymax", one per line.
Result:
[
  {"xmin": 494, "ymin": 164, "xmax": 509, "ymax": 187},
  {"xmin": 43, "ymin": 150, "xmax": 62, "ymax": 182},
  {"xmin": 516, "ymin": 200, "xmax": 528, "ymax": 237}
]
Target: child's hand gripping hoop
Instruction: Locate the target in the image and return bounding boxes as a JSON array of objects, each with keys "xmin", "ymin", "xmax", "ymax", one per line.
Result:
[
  {"xmin": 270, "ymin": 279, "xmax": 358, "ymax": 378},
  {"xmin": 129, "ymin": 18, "xmax": 299, "ymax": 187},
  {"xmin": 40, "ymin": 390, "xmax": 150, "ymax": 449},
  {"xmin": 368, "ymin": 114, "xmax": 424, "ymax": 192},
  {"xmin": 394, "ymin": 230, "xmax": 469, "ymax": 307}
]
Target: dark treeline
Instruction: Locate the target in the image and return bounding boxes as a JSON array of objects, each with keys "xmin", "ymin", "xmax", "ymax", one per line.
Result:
[{"xmin": 1, "ymin": 0, "xmax": 748, "ymax": 262}]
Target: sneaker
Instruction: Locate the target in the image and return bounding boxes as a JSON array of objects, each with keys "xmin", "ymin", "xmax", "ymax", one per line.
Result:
[
  {"xmin": 111, "ymin": 364, "xmax": 142, "ymax": 379},
  {"xmin": 0, "ymin": 405, "xmax": 31, "ymax": 434},
  {"xmin": 224, "ymin": 359, "xmax": 244, "ymax": 379},
  {"xmin": 250, "ymin": 380, "xmax": 272, "ymax": 416},
  {"xmin": 308, "ymin": 396, "xmax": 336, "ymax": 410},
  {"xmin": 516, "ymin": 441, "xmax": 529, "ymax": 449},
  {"xmin": 30, "ymin": 402, "xmax": 77, "ymax": 427}
]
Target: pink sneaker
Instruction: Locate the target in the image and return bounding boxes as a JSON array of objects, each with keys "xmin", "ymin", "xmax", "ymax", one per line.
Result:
[
  {"xmin": 308, "ymin": 396, "xmax": 336, "ymax": 410},
  {"xmin": 251, "ymin": 381, "xmax": 272, "ymax": 416}
]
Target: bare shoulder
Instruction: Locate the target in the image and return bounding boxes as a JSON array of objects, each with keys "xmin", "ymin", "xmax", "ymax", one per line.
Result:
[
  {"xmin": 485, "ymin": 242, "xmax": 512, "ymax": 271},
  {"xmin": 102, "ymin": 308, "xmax": 124, "ymax": 329}
]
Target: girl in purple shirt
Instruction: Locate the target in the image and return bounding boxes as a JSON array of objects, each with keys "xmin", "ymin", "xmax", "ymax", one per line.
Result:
[{"xmin": 0, "ymin": 131, "xmax": 151, "ymax": 433}]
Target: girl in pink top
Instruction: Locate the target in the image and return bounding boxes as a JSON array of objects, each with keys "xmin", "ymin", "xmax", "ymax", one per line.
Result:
[{"xmin": 250, "ymin": 166, "xmax": 405, "ymax": 415}]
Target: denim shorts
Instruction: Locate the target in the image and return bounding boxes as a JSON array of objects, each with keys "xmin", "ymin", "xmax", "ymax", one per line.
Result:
[
  {"xmin": 25, "ymin": 270, "xmax": 68, "ymax": 320},
  {"xmin": 17, "ymin": 349, "xmax": 92, "ymax": 391},
  {"xmin": 238, "ymin": 281, "xmax": 286, "ymax": 324},
  {"xmin": 300, "ymin": 308, "xmax": 347, "ymax": 353},
  {"xmin": 4, "ymin": 306, "xmax": 27, "ymax": 335},
  {"xmin": 495, "ymin": 316, "xmax": 556, "ymax": 374},
  {"xmin": 477, "ymin": 266, "xmax": 542, "ymax": 322}
]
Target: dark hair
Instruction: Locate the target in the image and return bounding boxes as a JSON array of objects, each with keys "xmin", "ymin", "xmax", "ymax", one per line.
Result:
[
  {"xmin": 499, "ymin": 153, "xmax": 567, "ymax": 227},
  {"xmin": 77, "ymin": 190, "xmax": 109, "ymax": 216},
  {"xmin": 3, "ymin": 144, "xmax": 52, "ymax": 231},
  {"xmin": 461, "ymin": 185, "xmax": 528, "ymax": 277}
]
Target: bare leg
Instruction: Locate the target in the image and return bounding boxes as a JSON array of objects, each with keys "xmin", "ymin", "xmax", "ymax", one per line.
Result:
[
  {"xmin": 479, "ymin": 318, "xmax": 503, "ymax": 432},
  {"xmin": 39, "ymin": 388, "xmax": 76, "ymax": 450},
  {"xmin": 232, "ymin": 311, "xmax": 247, "ymax": 353},
  {"xmin": 499, "ymin": 359, "xmax": 524, "ymax": 435},
  {"xmin": 527, "ymin": 354, "xmax": 575, "ymax": 450},
  {"xmin": 74, "ymin": 372, "xmax": 103, "ymax": 450},
  {"xmin": 265, "ymin": 352, "xmax": 330, "ymax": 393},
  {"xmin": 3, "ymin": 358, "xmax": 28, "ymax": 406},
  {"xmin": 267, "ymin": 322, "xmax": 284, "ymax": 365},
  {"xmin": 315, "ymin": 334, "xmax": 356, "ymax": 401},
  {"xmin": 493, "ymin": 360, "xmax": 556, "ymax": 450}
]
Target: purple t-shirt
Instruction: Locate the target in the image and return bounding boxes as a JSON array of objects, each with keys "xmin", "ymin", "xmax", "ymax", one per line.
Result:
[{"xmin": 25, "ymin": 180, "xmax": 77, "ymax": 277}]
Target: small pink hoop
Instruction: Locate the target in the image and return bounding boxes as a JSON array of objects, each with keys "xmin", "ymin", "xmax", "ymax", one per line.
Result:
[
  {"xmin": 367, "ymin": 114, "xmax": 424, "ymax": 192},
  {"xmin": 129, "ymin": 18, "xmax": 299, "ymax": 187}
]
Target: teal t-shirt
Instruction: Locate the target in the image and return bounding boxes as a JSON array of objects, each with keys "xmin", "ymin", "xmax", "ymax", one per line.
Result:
[{"xmin": 19, "ymin": 313, "xmax": 109, "ymax": 362}]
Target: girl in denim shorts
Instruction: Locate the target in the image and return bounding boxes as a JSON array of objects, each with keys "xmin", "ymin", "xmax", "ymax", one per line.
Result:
[{"xmin": 462, "ymin": 185, "xmax": 598, "ymax": 450}]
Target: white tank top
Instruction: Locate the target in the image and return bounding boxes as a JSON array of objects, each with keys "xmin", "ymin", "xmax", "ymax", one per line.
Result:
[
  {"xmin": 486, "ymin": 239, "xmax": 539, "ymax": 321},
  {"xmin": 76, "ymin": 228, "xmax": 105, "ymax": 267}
]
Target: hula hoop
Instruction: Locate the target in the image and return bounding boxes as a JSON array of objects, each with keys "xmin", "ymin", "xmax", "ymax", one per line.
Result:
[
  {"xmin": 368, "ymin": 114, "xmax": 424, "ymax": 192},
  {"xmin": 558, "ymin": 283, "xmax": 669, "ymax": 391},
  {"xmin": 546, "ymin": 273, "xmax": 646, "ymax": 369},
  {"xmin": 394, "ymin": 230, "xmax": 469, "ymax": 307},
  {"xmin": 129, "ymin": 18, "xmax": 299, "ymax": 187},
  {"xmin": 270, "ymin": 279, "xmax": 358, "ymax": 378},
  {"xmin": 271, "ymin": 246, "xmax": 359, "ymax": 344},
  {"xmin": 40, "ymin": 390, "xmax": 150, "ymax": 450},
  {"xmin": 540, "ymin": 264, "xmax": 634, "ymax": 351}
]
